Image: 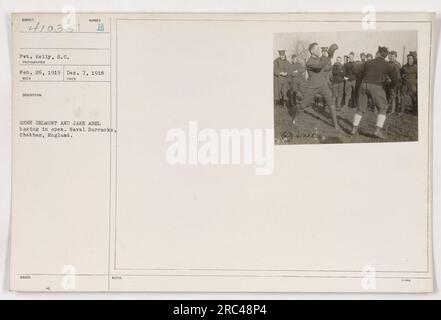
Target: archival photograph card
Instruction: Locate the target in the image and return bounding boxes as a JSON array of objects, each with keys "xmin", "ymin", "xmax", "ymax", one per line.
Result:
[{"xmin": 10, "ymin": 12, "xmax": 435, "ymax": 292}]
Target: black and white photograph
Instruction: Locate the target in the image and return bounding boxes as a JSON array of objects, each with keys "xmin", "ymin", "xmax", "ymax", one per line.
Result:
[{"xmin": 274, "ymin": 31, "xmax": 418, "ymax": 145}]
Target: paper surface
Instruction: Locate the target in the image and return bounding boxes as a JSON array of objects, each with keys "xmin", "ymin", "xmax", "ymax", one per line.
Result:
[{"xmin": 10, "ymin": 12, "xmax": 434, "ymax": 292}]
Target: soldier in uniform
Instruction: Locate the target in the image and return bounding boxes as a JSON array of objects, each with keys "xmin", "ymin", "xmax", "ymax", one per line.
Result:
[
  {"xmin": 408, "ymin": 51, "xmax": 418, "ymax": 64},
  {"xmin": 351, "ymin": 46, "xmax": 398, "ymax": 139},
  {"xmin": 353, "ymin": 56, "xmax": 366, "ymax": 110},
  {"xmin": 342, "ymin": 55, "xmax": 349, "ymax": 105},
  {"xmin": 386, "ymin": 51, "xmax": 402, "ymax": 114},
  {"xmin": 343, "ymin": 51, "xmax": 357, "ymax": 108},
  {"xmin": 273, "ymin": 50, "xmax": 291, "ymax": 107},
  {"xmin": 291, "ymin": 42, "xmax": 342, "ymax": 132},
  {"xmin": 364, "ymin": 52, "xmax": 374, "ymax": 110},
  {"xmin": 287, "ymin": 54, "xmax": 306, "ymax": 107},
  {"xmin": 400, "ymin": 53, "xmax": 418, "ymax": 115},
  {"xmin": 322, "ymin": 47, "xmax": 333, "ymax": 90},
  {"xmin": 362, "ymin": 53, "xmax": 375, "ymax": 111},
  {"xmin": 331, "ymin": 56, "xmax": 345, "ymax": 109}
]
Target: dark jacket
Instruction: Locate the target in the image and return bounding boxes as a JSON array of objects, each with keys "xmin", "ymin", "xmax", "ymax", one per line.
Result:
[
  {"xmin": 305, "ymin": 55, "xmax": 332, "ymax": 88},
  {"xmin": 353, "ymin": 61, "xmax": 365, "ymax": 82},
  {"xmin": 343, "ymin": 61, "xmax": 356, "ymax": 81},
  {"xmin": 357, "ymin": 56, "xmax": 398, "ymax": 87},
  {"xmin": 331, "ymin": 62, "xmax": 345, "ymax": 83},
  {"xmin": 388, "ymin": 60, "xmax": 402, "ymax": 83},
  {"xmin": 401, "ymin": 63, "xmax": 417, "ymax": 83},
  {"xmin": 289, "ymin": 62, "xmax": 306, "ymax": 80},
  {"xmin": 273, "ymin": 57, "xmax": 291, "ymax": 77}
]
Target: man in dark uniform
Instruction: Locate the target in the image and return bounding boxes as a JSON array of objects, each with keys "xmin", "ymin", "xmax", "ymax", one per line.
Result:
[
  {"xmin": 343, "ymin": 51, "xmax": 356, "ymax": 108},
  {"xmin": 386, "ymin": 51, "xmax": 402, "ymax": 114},
  {"xmin": 360, "ymin": 53, "xmax": 374, "ymax": 110},
  {"xmin": 353, "ymin": 56, "xmax": 366, "ymax": 111},
  {"xmin": 342, "ymin": 55, "xmax": 349, "ymax": 105},
  {"xmin": 351, "ymin": 46, "xmax": 398, "ymax": 139},
  {"xmin": 312, "ymin": 47, "xmax": 333, "ymax": 109},
  {"xmin": 322, "ymin": 47, "xmax": 333, "ymax": 90},
  {"xmin": 273, "ymin": 50, "xmax": 291, "ymax": 107},
  {"xmin": 287, "ymin": 54, "xmax": 306, "ymax": 107},
  {"xmin": 400, "ymin": 53, "xmax": 418, "ymax": 115},
  {"xmin": 291, "ymin": 42, "xmax": 342, "ymax": 132},
  {"xmin": 331, "ymin": 56, "xmax": 345, "ymax": 109}
]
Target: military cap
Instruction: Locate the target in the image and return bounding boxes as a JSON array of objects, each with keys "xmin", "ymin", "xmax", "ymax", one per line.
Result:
[{"xmin": 389, "ymin": 51, "xmax": 397, "ymax": 57}]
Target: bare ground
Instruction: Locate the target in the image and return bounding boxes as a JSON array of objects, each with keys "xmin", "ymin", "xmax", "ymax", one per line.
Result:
[{"xmin": 274, "ymin": 100, "xmax": 418, "ymax": 145}]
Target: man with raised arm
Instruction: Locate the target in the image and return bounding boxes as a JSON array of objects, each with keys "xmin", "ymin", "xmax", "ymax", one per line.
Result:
[{"xmin": 291, "ymin": 42, "xmax": 343, "ymax": 133}]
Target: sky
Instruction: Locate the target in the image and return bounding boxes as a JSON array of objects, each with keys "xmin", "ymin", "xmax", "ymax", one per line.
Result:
[{"xmin": 274, "ymin": 30, "xmax": 417, "ymax": 65}]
